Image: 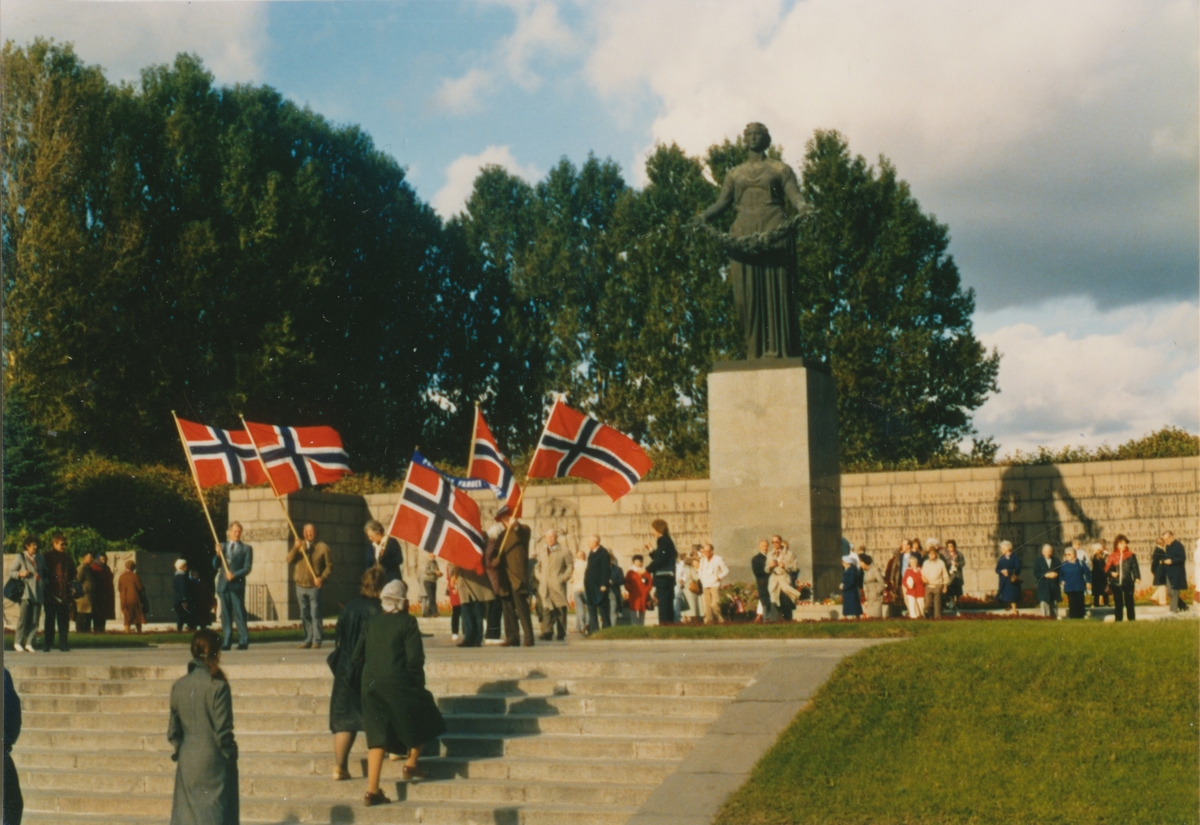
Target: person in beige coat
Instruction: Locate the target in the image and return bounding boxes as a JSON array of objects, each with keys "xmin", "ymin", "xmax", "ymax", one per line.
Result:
[
  {"xmin": 535, "ymin": 530, "xmax": 573, "ymax": 642},
  {"xmin": 767, "ymin": 537, "xmax": 802, "ymax": 620},
  {"xmin": 920, "ymin": 548, "xmax": 950, "ymax": 619},
  {"xmin": 860, "ymin": 553, "xmax": 886, "ymax": 618}
]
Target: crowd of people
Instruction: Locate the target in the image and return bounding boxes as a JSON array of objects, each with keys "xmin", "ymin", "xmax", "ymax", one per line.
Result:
[{"xmin": 6, "ymin": 533, "xmax": 151, "ymax": 653}]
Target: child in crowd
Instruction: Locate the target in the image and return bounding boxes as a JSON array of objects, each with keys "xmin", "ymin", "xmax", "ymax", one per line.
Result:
[
  {"xmin": 902, "ymin": 556, "xmax": 925, "ymax": 619},
  {"xmin": 624, "ymin": 555, "xmax": 653, "ymax": 626}
]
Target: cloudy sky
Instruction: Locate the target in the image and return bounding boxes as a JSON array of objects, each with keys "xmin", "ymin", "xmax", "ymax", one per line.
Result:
[{"xmin": 4, "ymin": 0, "xmax": 1197, "ymax": 454}]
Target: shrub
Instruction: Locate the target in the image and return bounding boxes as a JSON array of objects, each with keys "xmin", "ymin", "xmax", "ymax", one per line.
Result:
[
  {"xmin": 57, "ymin": 454, "xmax": 228, "ymax": 556},
  {"xmin": 3, "ymin": 525, "xmax": 140, "ymax": 563}
]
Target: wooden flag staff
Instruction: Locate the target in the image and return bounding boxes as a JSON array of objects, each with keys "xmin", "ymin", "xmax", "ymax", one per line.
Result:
[
  {"xmin": 496, "ymin": 397, "xmax": 556, "ymax": 551},
  {"xmin": 171, "ymin": 411, "xmax": 231, "ymax": 577},
  {"xmin": 239, "ymin": 415, "xmax": 319, "ymax": 582}
]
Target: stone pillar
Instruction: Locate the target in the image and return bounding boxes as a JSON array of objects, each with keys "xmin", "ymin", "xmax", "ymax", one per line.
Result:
[{"xmin": 707, "ymin": 359, "xmax": 842, "ymax": 599}]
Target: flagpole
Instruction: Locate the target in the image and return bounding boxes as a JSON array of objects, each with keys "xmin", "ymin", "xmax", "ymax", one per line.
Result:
[
  {"xmin": 467, "ymin": 402, "xmax": 479, "ymax": 472},
  {"xmin": 239, "ymin": 415, "xmax": 319, "ymax": 582},
  {"xmin": 172, "ymin": 411, "xmax": 231, "ymax": 577},
  {"xmin": 496, "ymin": 397, "xmax": 557, "ymax": 551}
]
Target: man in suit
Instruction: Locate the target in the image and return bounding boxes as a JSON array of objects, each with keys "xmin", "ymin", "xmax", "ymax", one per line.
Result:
[
  {"xmin": 488, "ymin": 511, "xmax": 534, "ymax": 647},
  {"xmin": 41, "ymin": 533, "xmax": 75, "ymax": 652},
  {"xmin": 287, "ymin": 522, "xmax": 333, "ymax": 649},
  {"xmin": 364, "ymin": 520, "xmax": 403, "ymax": 583},
  {"xmin": 583, "ymin": 534, "xmax": 612, "ymax": 633},
  {"xmin": 215, "ymin": 521, "xmax": 253, "ymax": 650}
]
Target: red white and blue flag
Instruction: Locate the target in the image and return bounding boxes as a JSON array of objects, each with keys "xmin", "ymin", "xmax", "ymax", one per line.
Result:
[
  {"xmin": 467, "ymin": 410, "xmax": 523, "ymax": 517},
  {"xmin": 177, "ymin": 419, "xmax": 267, "ymax": 488},
  {"xmin": 528, "ymin": 399, "xmax": 653, "ymax": 501},
  {"xmin": 390, "ymin": 451, "xmax": 486, "ymax": 573},
  {"xmin": 242, "ymin": 421, "xmax": 351, "ymax": 495}
]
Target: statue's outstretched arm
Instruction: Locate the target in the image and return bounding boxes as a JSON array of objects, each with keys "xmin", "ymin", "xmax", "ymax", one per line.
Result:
[{"xmin": 696, "ymin": 174, "xmax": 735, "ymax": 223}]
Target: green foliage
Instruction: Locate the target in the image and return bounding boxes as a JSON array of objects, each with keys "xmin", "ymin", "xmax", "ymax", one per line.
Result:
[
  {"xmin": 1001, "ymin": 426, "xmax": 1200, "ymax": 465},
  {"xmin": 3, "ymin": 41, "xmax": 445, "ymax": 474},
  {"xmin": 2, "ymin": 388, "xmax": 63, "ymax": 531},
  {"xmin": 717, "ymin": 621, "xmax": 1199, "ymax": 825},
  {"xmin": 796, "ymin": 130, "xmax": 1000, "ymax": 467},
  {"xmin": 3, "ymin": 524, "xmax": 140, "ymax": 564},
  {"xmin": 57, "ymin": 454, "xmax": 227, "ymax": 556}
]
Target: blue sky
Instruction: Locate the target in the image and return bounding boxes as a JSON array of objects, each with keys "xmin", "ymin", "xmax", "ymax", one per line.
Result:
[{"xmin": 3, "ymin": 0, "xmax": 1197, "ymax": 453}]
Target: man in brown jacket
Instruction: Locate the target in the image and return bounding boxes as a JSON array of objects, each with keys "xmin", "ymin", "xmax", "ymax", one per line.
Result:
[
  {"xmin": 488, "ymin": 512, "xmax": 535, "ymax": 647},
  {"xmin": 287, "ymin": 523, "xmax": 333, "ymax": 649}
]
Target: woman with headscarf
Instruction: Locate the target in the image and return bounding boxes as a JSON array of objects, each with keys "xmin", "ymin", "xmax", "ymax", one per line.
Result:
[
  {"xmin": 355, "ymin": 579, "xmax": 446, "ymax": 807},
  {"xmin": 994, "ymin": 541, "xmax": 1022, "ymax": 615},
  {"xmin": 1090, "ymin": 543, "xmax": 1110, "ymax": 608},
  {"xmin": 1105, "ymin": 535, "xmax": 1141, "ymax": 622},
  {"xmin": 839, "ymin": 555, "xmax": 863, "ymax": 619},
  {"xmin": 328, "ymin": 567, "xmax": 386, "ymax": 781},
  {"xmin": 860, "ymin": 553, "xmax": 885, "ymax": 619},
  {"xmin": 168, "ymin": 628, "xmax": 239, "ymax": 825}
]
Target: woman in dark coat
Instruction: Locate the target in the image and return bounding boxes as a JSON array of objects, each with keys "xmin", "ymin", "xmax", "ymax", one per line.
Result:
[
  {"xmin": 354, "ymin": 580, "xmax": 446, "ymax": 807},
  {"xmin": 90, "ymin": 553, "xmax": 116, "ymax": 633},
  {"xmin": 840, "ymin": 555, "xmax": 863, "ymax": 619},
  {"xmin": 329, "ymin": 567, "xmax": 385, "ymax": 780},
  {"xmin": 995, "ymin": 541, "xmax": 1022, "ymax": 614},
  {"xmin": 1059, "ymin": 547, "xmax": 1088, "ymax": 619},
  {"xmin": 168, "ymin": 629, "xmax": 239, "ymax": 825},
  {"xmin": 644, "ymin": 519, "xmax": 677, "ymax": 625},
  {"xmin": 1105, "ymin": 535, "xmax": 1141, "ymax": 622}
]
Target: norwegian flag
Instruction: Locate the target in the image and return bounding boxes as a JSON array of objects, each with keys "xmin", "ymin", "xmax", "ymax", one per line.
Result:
[
  {"xmin": 390, "ymin": 452, "xmax": 486, "ymax": 573},
  {"xmin": 528, "ymin": 399, "xmax": 653, "ymax": 501},
  {"xmin": 242, "ymin": 421, "xmax": 351, "ymax": 495},
  {"xmin": 467, "ymin": 410, "xmax": 523, "ymax": 517},
  {"xmin": 177, "ymin": 419, "xmax": 267, "ymax": 488}
]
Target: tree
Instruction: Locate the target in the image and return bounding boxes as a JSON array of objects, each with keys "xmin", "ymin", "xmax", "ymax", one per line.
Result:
[
  {"xmin": 2, "ymin": 389, "xmax": 62, "ymax": 531},
  {"xmin": 2, "ymin": 43, "xmax": 447, "ymax": 474},
  {"xmin": 794, "ymin": 131, "xmax": 999, "ymax": 466}
]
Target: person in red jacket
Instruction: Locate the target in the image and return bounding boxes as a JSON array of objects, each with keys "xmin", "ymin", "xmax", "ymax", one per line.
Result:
[
  {"xmin": 624, "ymin": 555, "xmax": 653, "ymax": 626},
  {"xmin": 902, "ymin": 555, "xmax": 925, "ymax": 620}
]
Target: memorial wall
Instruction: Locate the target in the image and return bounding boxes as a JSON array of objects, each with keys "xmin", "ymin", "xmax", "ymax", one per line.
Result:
[{"xmin": 10, "ymin": 455, "xmax": 1189, "ymax": 626}]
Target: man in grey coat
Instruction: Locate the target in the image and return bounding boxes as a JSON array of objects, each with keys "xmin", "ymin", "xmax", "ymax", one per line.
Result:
[
  {"xmin": 535, "ymin": 530, "xmax": 573, "ymax": 641},
  {"xmin": 9, "ymin": 537, "xmax": 46, "ymax": 651},
  {"xmin": 215, "ymin": 522, "xmax": 253, "ymax": 651}
]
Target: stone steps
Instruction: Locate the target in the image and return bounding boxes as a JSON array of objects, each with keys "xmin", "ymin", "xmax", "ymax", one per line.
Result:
[{"xmin": 10, "ymin": 652, "xmax": 760, "ymax": 824}]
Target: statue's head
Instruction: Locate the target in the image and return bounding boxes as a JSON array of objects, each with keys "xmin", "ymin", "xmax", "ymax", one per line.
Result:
[{"xmin": 744, "ymin": 122, "xmax": 771, "ymax": 151}]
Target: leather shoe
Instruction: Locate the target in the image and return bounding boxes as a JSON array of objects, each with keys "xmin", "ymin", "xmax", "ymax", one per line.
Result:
[
  {"xmin": 538, "ymin": 633, "xmax": 553, "ymax": 641},
  {"xmin": 298, "ymin": 642, "xmax": 312, "ymax": 649},
  {"xmin": 363, "ymin": 790, "xmax": 390, "ymax": 807},
  {"xmin": 499, "ymin": 639, "xmax": 517, "ymax": 647},
  {"xmin": 522, "ymin": 639, "xmax": 535, "ymax": 647},
  {"xmin": 222, "ymin": 645, "xmax": 232, "ymax": 651},
  {"xmin": 236, "ymin": 644, "xmax": 249, "ymax": 651}
]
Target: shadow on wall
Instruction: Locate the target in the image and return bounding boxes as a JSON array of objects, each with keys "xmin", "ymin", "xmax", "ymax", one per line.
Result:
[{"xmin": 993, "ymin": 466, "xmax": 1098, "ymax": 572}]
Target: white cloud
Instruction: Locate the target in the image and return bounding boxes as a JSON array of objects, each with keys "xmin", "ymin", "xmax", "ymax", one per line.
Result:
[
  {"xmin": 973, "ymin": 299, "xmax": 1200, "ymax": 454},
  {"xmin": 430, "ymin": 0, "xmax": 574, "ymax": 114},
  {"xmin": 433, "ymin": 68, "xmax": 493, "ymax": 115},
  {"xmin": 0, "ymin": 0, "xmax": 269, "ymax": 86},
  {"xmin": 582, "ymin": 0, "xmax": 1198, "ymax": 308},
  {"xmin": 431, "ymin": 145, "xmax": 542, "ymax": 219}
]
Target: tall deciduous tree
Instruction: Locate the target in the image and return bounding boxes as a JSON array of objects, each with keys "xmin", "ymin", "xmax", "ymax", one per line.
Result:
[
  {"xmin": 2, "ymin": 42, "xmax": 445, "ymax": 474},
  {"xmin": 795, "ymin": 130, "xmax": 1000, "ymax": 466}
]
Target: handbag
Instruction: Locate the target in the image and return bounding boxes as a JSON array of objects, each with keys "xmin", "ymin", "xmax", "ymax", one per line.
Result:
[
  {"xmin": 687, "ymin": 579, "xmax": 702, "ymax": 595},
  {"xmin": 4, "ymin": 577, "xmax": 24, "ymax": 603}
]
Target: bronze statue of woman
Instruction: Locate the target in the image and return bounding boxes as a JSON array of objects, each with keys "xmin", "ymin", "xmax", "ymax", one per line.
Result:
[{"xmin": 696, "ymin": 122, "xmax": 809, "ymax": 359}]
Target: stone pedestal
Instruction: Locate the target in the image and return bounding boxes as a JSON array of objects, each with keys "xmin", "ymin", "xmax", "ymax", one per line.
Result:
[{"xmin": 707, "ymin": 359, "xmax": 842, "ymax": 600}]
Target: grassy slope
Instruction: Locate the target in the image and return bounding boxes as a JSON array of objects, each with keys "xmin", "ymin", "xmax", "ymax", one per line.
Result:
[{"xmin": 715, "ymin": 621, "xmax": 1199, "ymax": 825}]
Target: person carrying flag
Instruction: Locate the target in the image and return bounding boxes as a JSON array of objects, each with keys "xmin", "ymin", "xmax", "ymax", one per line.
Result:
[
  {"xmin": 216, "ymin": 522, "xmax": 253, "ymax": 650},
  {"xmin": 489, "ymin": 511, "xmax": 535, "ymax": 647}
]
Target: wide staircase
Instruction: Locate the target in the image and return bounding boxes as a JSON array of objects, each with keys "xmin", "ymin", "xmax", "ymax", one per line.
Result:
[{"xmin": 10, "ymin": 654, "xmax": 760, "ymax": 824}]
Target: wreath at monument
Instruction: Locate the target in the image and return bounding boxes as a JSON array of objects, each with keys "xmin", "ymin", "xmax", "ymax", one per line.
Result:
[{"xmin": 692, "ymin": 215, "xmax": 800, "ymax": 257}]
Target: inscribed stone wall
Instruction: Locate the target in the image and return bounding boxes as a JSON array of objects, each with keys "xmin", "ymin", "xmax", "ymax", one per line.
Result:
[
  {"xmin": 180, "ymin": 456, "xmax": 1200, "ymax": 617},
  {"xmin": 839, "ymin": 457, "xmax": 1199, "ymax": 595}
]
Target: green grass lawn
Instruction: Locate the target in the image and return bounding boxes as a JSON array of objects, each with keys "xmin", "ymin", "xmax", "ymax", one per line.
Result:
[
  {"xmin": 714, "ymin": 620, "xmax": 1199, "ymax": 825},
  {"xmin": 589, "ymin": 616, "xmax": 1046, "ymax": 641}
]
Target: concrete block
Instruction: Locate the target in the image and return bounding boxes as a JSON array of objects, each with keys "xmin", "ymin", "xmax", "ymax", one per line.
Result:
[
  {"xmin": 1083, "ymin": 461, "xmax": 1114, "ymax": 476},
  {"xmin": 863, "ymin": 486, "xmax": 892, "ymax": 507},
  {"xmin": 891, "ymin": 484, "xmax": 921, "ymax": 506},
  {"xmin": 919, "ymin": 482, "xmax": 956, "ymax": 503},
  {"xmin": 841, "ymin": 486, "xmax": 864, "ymax": 508},
  {"xmin": 970, "ymin": 466, "xmax": 1004, "ymax": 481},
  {"xmin": 866, "ymin": 472, "xmax": 895, "ymax": 486},
  {"xmin": 956, "ymin": 480, "xmax": 1001, "ymax": 503},
  {"xmin": 1153, "ymin": 471, "xmax": 1198, "ymax": 495},
  {"xmin": 841, "ymin": 473, "xmax": 867, "ymax": 487}
]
